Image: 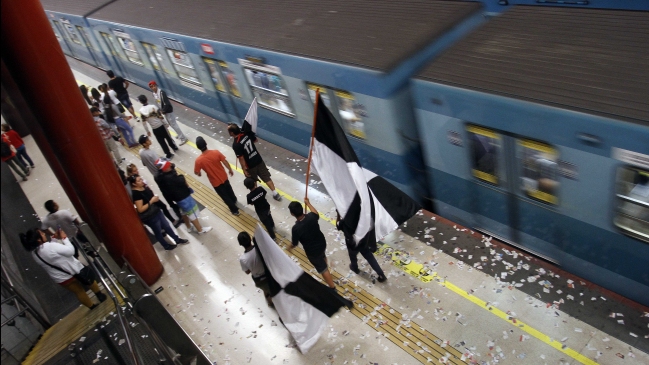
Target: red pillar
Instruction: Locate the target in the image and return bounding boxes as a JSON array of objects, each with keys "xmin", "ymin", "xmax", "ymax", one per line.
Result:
[{"xmin": 1, "ymin": 0, "xmax": 163, "ymax": 284}]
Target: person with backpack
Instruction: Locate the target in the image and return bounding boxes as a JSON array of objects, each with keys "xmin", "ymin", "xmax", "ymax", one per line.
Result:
[
  {"xmin": 149, "ymin": 81, "xmax": 188, "ymax": 145},
  {"xmin": 1, "ymin": 132, "xmax": 29, "ymax": 181}
]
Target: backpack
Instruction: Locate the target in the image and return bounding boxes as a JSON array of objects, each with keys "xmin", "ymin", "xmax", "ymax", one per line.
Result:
[{"xmin": 1, "ymin": 140, "xmax": 12, "ymax": 158}]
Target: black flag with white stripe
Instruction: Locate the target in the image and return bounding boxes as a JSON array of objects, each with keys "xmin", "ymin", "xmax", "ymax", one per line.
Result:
[
  {"xmin": 253, "ymin": 225, "xmax": 352, "ymax": 353},
  {"xmin": 310, "ymin": 94, "xmax": 420, "ymax": 245}
]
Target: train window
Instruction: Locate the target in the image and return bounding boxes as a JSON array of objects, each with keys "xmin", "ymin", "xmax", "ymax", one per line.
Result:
[
  {"xmin": 335, "ymin": 91, "xmax": 366, "ymax": 140},
  {"xmin": 306, "ymin": 83, "xmax": 332, "ymax": 108},
  {"xmin": 518, "ymin": 140, "xmax": 559, "ymax": 204},
  {"xmin": 141, "ymin": 43, "xmax": 169, "ymax": 73},
  {"xmin": 467, "ymin": 126, "xmax": 500, "ymax": 184},
  {"xmin": 166, "ymin": 49, "xmax": 203, "ymax": 86},
  {"xmin": 75, "ymin": 26, "xmax": 93, "ymax": 48},
  {"xmin": 219, "ymin": 61, "xmax": 241, "ymax": 97},
  {"xmin": 241, "ymin": 60, "xmax": 293, "ymax": 116},
  {"xmin": 100, "ymin": 32, "xmax": 121, "ymax": 58},
  {"xmin": 51, "ymin": 21, "xmax": 63, "ymax": 41},
  {"xmin": 61, "ymin": 20, "xmax": 81, "ymax": 45},
  {"xmin": 614, "ymin": 167, "xmax": 649, "ymax": 241},
  {"xmin": 114, "ymin": 32, "xmax": 144, "ymax": 66},
  {"xmin": 203, "ymin": 58, "xmax": 226, "ymax": 92}
]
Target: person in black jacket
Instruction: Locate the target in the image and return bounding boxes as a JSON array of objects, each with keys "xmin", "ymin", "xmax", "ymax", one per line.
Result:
[
  {"xmin": 149, "ymin": 81, "xmax": 188, "ymax": 145},
  {"xmin": 155, "ymin": 159, "xmax": 212, "ymax": 234}
]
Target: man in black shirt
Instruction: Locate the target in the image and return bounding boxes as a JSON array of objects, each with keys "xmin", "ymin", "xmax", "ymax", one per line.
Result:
[
  {"xmin": 244, "ymin": 177, "xmax": 276, "ymax": 240},
  {"xmin": 289, "ymin": 198, "xmax": 335, "ymax": 289},
  {"xmin": 227, "ymin": 123, "xmax": 281, "ymax": 201},
  {"xmin": 107, "ymin": 70, "xmax": 138, "ymax": 121}
]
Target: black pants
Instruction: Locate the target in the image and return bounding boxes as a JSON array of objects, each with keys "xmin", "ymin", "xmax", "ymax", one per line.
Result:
[
  {"xmin": 349, "ymin": 244, "xmax": 385, "ymax": 278},
  {"xmin": 154, "ymin": 201, "xmax": 175, "ymax": 222},
  {"xmin": 257, "ymin": 209, "xmax": 275, "ymax": 239},
  {"xmin": 214, "ymin": 180, "xmax": 239, "ymax": 214},
  {"xmin": 154, "ymin": 176, "xmax": 181, "ymax": 220},
  {"xmin": 152, "ymin": 126, "xmax": 177, "ymax": 157}
]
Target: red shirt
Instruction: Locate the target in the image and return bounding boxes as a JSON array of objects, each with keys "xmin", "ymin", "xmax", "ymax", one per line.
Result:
[
  {"xmin": 194, "ymin": 150, "xmax": 229, "ymax": 187},
  {"xmin": 4, "ymin": 130, "xmax": 24, "ymax": 148}
]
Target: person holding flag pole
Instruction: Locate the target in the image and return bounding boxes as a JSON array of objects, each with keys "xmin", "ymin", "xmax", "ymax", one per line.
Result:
[
  {"xmin": 305, "ymin": 88, "xmax": 421, "ymax": 255},
  {"xmin": 227, "ymin": 97, "xmax": 282, "ymax": 201}
]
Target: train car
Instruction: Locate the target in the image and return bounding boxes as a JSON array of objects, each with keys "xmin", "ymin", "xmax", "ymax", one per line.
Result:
[
  {"xmin": 42, "ymin": 0, "xmax": 111, "ymax": 70},
  {"xmin": 412, "ymin": 6, "xmax": 649, "ymax": 305},
  {"xmin": 41, "ymin": 0, "xmax": 487, "ymax": 202}
]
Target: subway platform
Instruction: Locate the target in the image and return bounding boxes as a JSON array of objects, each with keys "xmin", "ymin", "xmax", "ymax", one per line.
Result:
[{"xmin": 13, "ymin": 57, "xmax": 649, "ymax": 365}]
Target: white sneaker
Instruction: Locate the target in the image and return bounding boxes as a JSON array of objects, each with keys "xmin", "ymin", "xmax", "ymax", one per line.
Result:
[
  {"xmin": 179, "ymin": 139, "xmax": 188, "ymax": 146},
  {"xmin": 198, "ymin": 226, "xmax": 213, "ymax": 234}
]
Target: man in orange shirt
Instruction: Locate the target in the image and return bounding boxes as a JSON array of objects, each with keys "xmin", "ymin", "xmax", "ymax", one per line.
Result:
[{"xmin": 194, "ymin": 136, "xmax": 240, "ymax": 216}]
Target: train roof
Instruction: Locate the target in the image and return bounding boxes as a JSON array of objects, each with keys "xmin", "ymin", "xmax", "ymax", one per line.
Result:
[
  {"xmin": 417, "ymin": 6, "xmax": 649, "ymax": 125},
  {"xmin": 83, "ymin": 0, "xmax": 481, "ymax": 72},
  {"xmin": 40, "ymin": 0, "xmax": 112, "ymax": 16}
]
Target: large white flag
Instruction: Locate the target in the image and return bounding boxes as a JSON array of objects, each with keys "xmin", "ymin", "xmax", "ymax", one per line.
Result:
[
  {"xmin": 253, "ymin": 225, "xmax": 352, "ymax": 353},
  {"xmin": 310, "ymin": 94, "xmax": 421, "ymax": 246}
]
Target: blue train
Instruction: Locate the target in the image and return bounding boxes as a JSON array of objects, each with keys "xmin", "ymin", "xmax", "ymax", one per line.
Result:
[{"xmin": 41, "ymin": 0, "xmax": 649, "ymax": 305}]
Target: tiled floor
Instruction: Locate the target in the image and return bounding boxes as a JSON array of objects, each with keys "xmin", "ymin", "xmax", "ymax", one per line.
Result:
[{"xmin": 8, "ymin": 64, "xmax": 648, "ymax": 365}]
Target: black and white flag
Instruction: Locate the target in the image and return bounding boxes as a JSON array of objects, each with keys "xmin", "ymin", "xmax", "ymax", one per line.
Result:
[
  {"xmin": 242, "ymin": 97, "xmax": 258, "ymax": 133},
  {"xmin": 253, "ymin": 225, "xmax": 352, "ymax": 353},
  {"xmin": 310, "ymin": 94, "xmax": 420, "ymax": 245}
]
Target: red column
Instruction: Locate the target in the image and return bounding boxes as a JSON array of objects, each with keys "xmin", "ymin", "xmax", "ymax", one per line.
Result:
[{"xmin": 1, "ymin": 0, "xmax": 163, "ymax": 284}]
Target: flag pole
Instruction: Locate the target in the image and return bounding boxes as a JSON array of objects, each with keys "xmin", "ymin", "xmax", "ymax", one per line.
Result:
[{"xmin": 304, "ymin": 89, "xmax": 320, "ymax": 212}]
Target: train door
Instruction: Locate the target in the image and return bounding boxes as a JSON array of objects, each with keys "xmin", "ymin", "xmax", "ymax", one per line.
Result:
[
  {"xmin": 53, "ymin": 20, "xmax": 76, "ymax": 58},
  {"xmin": 141, "ymin": 42, "xmax": 180, "ymax": 101},
  {"xmin": 466, "ymin": 125, "xmax": 518, "ymax": 241},
  {"xmin": 75, "ymin": 25, "xmax": 100, "ymax": 68},
  {"xmin": 202, "ymin": 57, "xmax": 240, "ymax": 123},
  {"xmin": 98, "ymin": 32, "xmax": 130, "ymax": 80},
  {"xmin": 466, "ymin": 125, "xmax": 560, "ymax": 255},
  {"xmin": 51, "ymin": 20, "xmax": 72, "ymax": 56}
]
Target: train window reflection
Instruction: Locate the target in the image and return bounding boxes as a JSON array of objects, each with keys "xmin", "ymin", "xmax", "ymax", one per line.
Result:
[
  {"xmin": 335, "ymin": 91, "xmax": 366, "ymax": 140},
  {"xmin": 166, "ymin": 49, "xmax": 202, "ymax": 86},
  {"xmin": 306, "ymin": 83, "xmax": 332, "ymax": 109},
  {"xmin": 116, "ymin": 35, "xmax": 144, "ymax": 66},
  {"xmin": 142, "ymin": 43, "xmax": 168, "ymax": 73},
  {"xmin": 614, "ymin": 167, "xmax": 649, "ymax": 242},
  {"xmin": 203, "ymin": 58, "xmax": 226, "ymax": 92},
  {"xmin": 519, "ymin": 140, "xmax": 559, "ymax": 204},
  {"xmin": 219, "ymin": 61, "xmax": 241, "ymax": 97},
  {"xmin": 467, "ymin": 126, "xmax": 500, "ymax": 184},
  {"xmin": 243, "ymin": 67, "xmax": 293, "ymax": 116}
]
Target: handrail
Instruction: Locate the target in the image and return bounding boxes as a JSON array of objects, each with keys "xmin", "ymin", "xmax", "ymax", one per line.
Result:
[
  {"xmin": 70, "ymin": 238, "xmax": 141, "ymax": 365},
  {"xmin": 0, "ymin": 268, "xmax": 50, "ymax": 329},
  {"xmin": 76, "ymin": 236, "xmax": 130, "ymax": 307},
  {"xmin": 120, "ymin": 260, "xmax": 186, "ymax": 364},
  {"xmin": 617, "ymin": 194, "xmax": 649, "ymax": 209}
]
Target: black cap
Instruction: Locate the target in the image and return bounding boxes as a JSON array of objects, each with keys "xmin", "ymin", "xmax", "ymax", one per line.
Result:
[
  {"xmin": 138, "ymin": 135, "xmax": 149, "ymax": 145},
  {"xmin": 196, "ymin": 136, "xmax": 207, "ymax": 150}
]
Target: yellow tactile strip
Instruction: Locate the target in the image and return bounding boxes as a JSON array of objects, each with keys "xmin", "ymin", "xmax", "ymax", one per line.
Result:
[
  {"xmin": 177, "ymin": 167, "xmax": 467, "ymax": 364},
  {"xmin": 22, "ymin": 297, "xmax": 121, "ymax": 365}
]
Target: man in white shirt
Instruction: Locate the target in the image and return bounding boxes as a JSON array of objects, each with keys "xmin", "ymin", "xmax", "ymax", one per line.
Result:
[
  {"xmin": 41, "ymin": 200, "xmax": 85, "ymax": 241},
  {"xmin": 148, "ymin": 81, "xmax": 188, "ymax": 145},
  {"xmin": 137, "ymin": 95, "xmax": 177, "ymax": 159},
  {"xmin": 238, "ymin": 231, "xmax": 273, "ymax": 307}
]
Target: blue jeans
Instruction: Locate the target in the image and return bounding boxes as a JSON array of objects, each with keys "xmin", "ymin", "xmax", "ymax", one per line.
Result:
[
  {"xmin": 115, "ymin": 118, "xmax": 136, "ymax": 146},
  {"xmin": 16, "ymin": 145, "xmax": 34, "ymax": 167},
  {"xmin": 143, "ymin": 210, "xmax": 180, "ymax": 249}
]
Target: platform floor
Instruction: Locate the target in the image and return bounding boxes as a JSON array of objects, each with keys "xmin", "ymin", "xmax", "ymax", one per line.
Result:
[{"xmin": 13, "ymin": 58, "xmax": 649, "ymax": 365}]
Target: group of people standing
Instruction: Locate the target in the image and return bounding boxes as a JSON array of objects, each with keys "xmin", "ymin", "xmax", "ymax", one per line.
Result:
[
  {"xmin": 1, "ymin": 123, "xmax": 34, "ymax": 182},
  {"xmin": 19, "ymin": 70, "xmax": 387, "ymax": 312}
]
